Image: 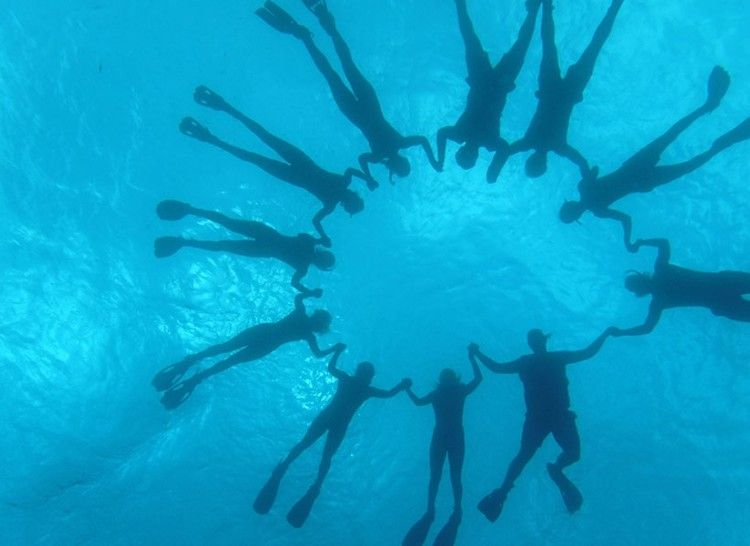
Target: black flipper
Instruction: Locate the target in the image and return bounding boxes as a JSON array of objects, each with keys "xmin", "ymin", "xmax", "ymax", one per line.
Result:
[
  {"xmin": 156, "ymin": 199, "xmax": 191, "ymax": 221},
  {"xmin": 253, "ymin": 465, "xmax": 285, "ymax": 515},
  {"xmin": 547, "ymin": 463, "xmax": 583, "ymax": 513},
  {"xmin": 477, "ymin": 488, "xmax": 505, "ymax": 522},
  {"xmin": 433, "ymin": 511, "xmax": 461, "ymax": 546},
  {"xmin": 154, "ymin": 236, "xmax": 183, "ymax": 258},
  {"xmin": 152, "ymin": 359, "xmax": 192, "ymax": 391},
  {"xmin": 402, "ymin": 512, "xmax": 434, "ymax": 546},
  {"xmin": 286, "ymin": 486, "xmax": 319, "ymax": 528},
  {"xmin": 705, "ymin": 66, "xmax": 730, "ymax": 112}
]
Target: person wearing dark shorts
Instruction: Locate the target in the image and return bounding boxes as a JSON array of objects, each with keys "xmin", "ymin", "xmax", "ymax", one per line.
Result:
[{"xmin": 470, "ymin": 327, "xmax": 613, "ymax": 521}]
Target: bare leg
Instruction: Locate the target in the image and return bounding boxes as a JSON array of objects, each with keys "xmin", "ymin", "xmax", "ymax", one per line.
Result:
[
  {"xmin": 455, "ymin": 0, "xmax": 492, "ymax": 79},
  {"xmin": 495, "ymin": 0, "xmax": 541, "ymax": 81},
  {"xmin": 176, "ymin": 239, "xmax": 272, "ymax": 259},
  {"xmin": 427, "ymin": 435, "xmax": 448, "ymax": 514},
  {"xmin": 185, "ymin": 208, "xmax": 278, "ymax": 239},
  {"xmin": 565, "ymin": 0, "xmax": 624, "ymax": 92},
  {"xmin": 281, "ymin": 414, "xmax": 330, "ymax": 470},
  {"xmin": 538, "ymin": 0, "xmax": 562, "ymax": 90},
  {"xmin": 193, "ymin": 341, "xmax": 275, "ymax": 383},
  {"xmin": 447, "ymin": 438, "xmax": 465, "ymax": 512}
]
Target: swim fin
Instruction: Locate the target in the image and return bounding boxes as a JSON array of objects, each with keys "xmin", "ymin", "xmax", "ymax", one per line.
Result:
[
  {"xmin": 160, "ymin": 377, "xmax": 199, "ymax": 409},
  {"xmin": 256, "ymin": 2, "xmax": 302, "ymax": 35},
  {"xmin": 156, "ymin": 200, "xmax": 191, "ymax": 221},
  {"xmin": 402, "ymin": 511, "xmax": 434, "ymax": 546},
  {"xmin": 194, "ymin": 86, "xmax": 227, "ymax": 111},
  {"xmin": 253, "ymin": 464, "xmax": 285, "ymax": 515},
  {"xmin": 477, "ymin": 488, "xmax": 506, "ymax": 522},
  {"xmin": 154, "ymin": 236, "xmax": 184, "ymax": 258},
  {"xmin": 152, "ymin": 359, "xmax": 193, "ymax": 391},
  {"xmin": 179, "ymin": 117, "xmax": 213, "ymax": 142},
  {"xmin": 433, "ymin": 510, "xmax": 461, "ymax": 546},
  {"xmin": 547, "ymin": 463, "xmax": 583, "ymax": 513},
  {"xmin": 705, "ymin": 66, "xmax": 730, "ymax": 112},
  {"xmin": 286, "ymin": 485, "xmax": 319, "ymax": 528},
  {"xmin": 303, "ymin": 0, "xmax": 327, "ymax": 15}
]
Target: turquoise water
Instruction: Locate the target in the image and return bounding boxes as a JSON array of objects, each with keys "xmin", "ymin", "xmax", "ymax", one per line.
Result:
[{"xmin": 2, "ymin": 1, "xmax": 749, "ymax": 544}]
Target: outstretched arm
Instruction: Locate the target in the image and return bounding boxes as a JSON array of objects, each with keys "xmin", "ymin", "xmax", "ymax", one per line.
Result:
[
  {"xmin": 344, "ymin": 167, "xmax": 378, "ymax": 191},
  {"xmin": 597, "ymin": 208, "xmax": 634, "ymax": 252},
  {"xmin": 471, "ymin": 345, "xmax": 523, "ymax": 374},
  {"xmin": 312, "ymin": 204, "xmax": 335, "ymax": 247},
  {"xmin": 406, "ymin": 387, "xmax": 433, "ymax": 406},
  {"xmin": 465, "ymin": 349, "xmax": 483, "ymax": 394},
  {"xmin": 327, "ymin": 343, "xmax": 348, "ymax": 380},
  {"xmin": 358, "ymin": 152, "xmax": 379, "ymax": 183},
  {"xmin": 306, "ymin": 334, "xmax": 338, "ymax": 358},
  {"xmin": 401, "ymin": 135, "xmax": 440, "ymax": 171},
  {"xmin": 369, "ymin": 378, "xmax": 412, "ymax": 399},
  {"xmin": 613, "ymin": 303, "xmax": 662, "ymax": 337},
  {"xmin": 291, "ymin": 268, "xmax": 315, "ymax": 295},
  {"xmin": 487, "ymin": 138, "xmax": 528, "ymax": 183},
  {"xmin": 559, "ymin": 144, "xmax": 591, "ymax": 177},
  {"xmin": 294, "ymin": 289, "xmax": 321, "ymax": 313},
  {"xmin": 633, "ymin": 238, "xmax": 671, "ymax": 269},
  {"xmin": 437, "ymin": 126, "xmax": 459, "ymax": 170},
  {"xmin": 559, "ymin": 327, "xmax": 615, "ymax": 365}
]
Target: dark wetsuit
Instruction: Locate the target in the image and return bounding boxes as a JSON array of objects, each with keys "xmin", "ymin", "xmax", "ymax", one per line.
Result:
[
  {"xmin": 306, "ymin": 374, "xmax": 372, "ymax": 449},
  {"xmin": 430, "ymin": 384, "xmax": 470, "ymax": 479}
]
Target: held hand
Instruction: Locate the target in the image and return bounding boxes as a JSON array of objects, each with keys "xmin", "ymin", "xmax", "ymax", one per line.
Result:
[
  {"xmin": 468, "ymin": 342, "xmax": 479, "ymax": 355},
  {"xmin": 310, "ymin": 288, "xmax": 324, "ymax": 298},
  {"xmin": 609, "ymin": 327, "xmax": 624, "ymax": 337},
  {"xmin": 320, "ymin": 236, "xmax": 332, "ymax": 248},
  {"xmin": 334, "ymin": 343, "xmax": 347, "ymax": 353},
  {"xmin": 400, "ymin": 378, "xmax": 413, "ymax": 389}
]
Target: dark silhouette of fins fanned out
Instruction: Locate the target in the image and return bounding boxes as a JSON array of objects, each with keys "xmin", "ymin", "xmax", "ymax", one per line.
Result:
[
  {"xmin": 433, "ymin": 510, "xmax": 462, "ymax": 546},
  {"xmin": 403, "ymin": 511, "xmax": 434, "ymax": 546},
  {"xmin": 253, "ymin": 464, "xmax": 285, "ymax": 515},
  {"xmin": 286, "ymin": 485, "xmax": 320, "ymax": 528}
]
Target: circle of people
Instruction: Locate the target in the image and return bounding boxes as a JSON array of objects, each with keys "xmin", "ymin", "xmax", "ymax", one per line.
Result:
[{"xmin": 151, "ymin": 0, "xmax": 750, "ymax": 542}]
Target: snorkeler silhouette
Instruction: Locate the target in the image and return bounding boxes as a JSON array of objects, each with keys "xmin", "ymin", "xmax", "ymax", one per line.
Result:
[
  {"xmin": 471, "ymin": 328, "xmax": 613, "ymax": 521},
  {"xmin": 256, "ymin": 0, "xmax": 439, "ymax": 183},
  {"xmin": 487, "ymin": 0, "xmax": 624, "ymax": 182},
  {"xmin": 154, "ymin": 200, "xmax": 334, "ymax": 294},
  {"xmin": 180, "ymin": 86, "xmax": 371, "ymax": 246},
  {"xmin": 560, "ymin": 68, "xmax": 750, "ymax": 246},
  {"xmin": 613, "ymin": 238, "xmax": 750, "ymax": 336},
  {"xmin": 153, "ymin": 291, "xmax": 336, "ymax": 409},
  {"xmin": 253, "ymin": 344, "xmax": 411, "ymax": 528},
  {"xmin": 437, "ymin": 0, "xmax": 541, "ymax": 170},
  {"xmin": 402, "ymin": 346, "xmax": 481, "ymax": 546}
]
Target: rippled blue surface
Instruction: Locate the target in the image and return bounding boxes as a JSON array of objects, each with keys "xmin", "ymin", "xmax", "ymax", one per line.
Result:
[{"xmin": 2, "ymin": 1, "xmax": 750, "ymax": 544}]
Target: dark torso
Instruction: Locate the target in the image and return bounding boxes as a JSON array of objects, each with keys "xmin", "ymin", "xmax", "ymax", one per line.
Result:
[
  {"xmin": 288, "ymin": 162, "xmax": 347, "ymax": 205},
  {"xmin": 323, "ymin": 375, "xmax": 371, "ymax": 429},
  {"xmin": 519, "ymin": 354, "xmax": 571, "ymax": 418},
  {"xmin": 455, "ymin": 70, "xmax": 511, "ymax": 146},
  {"xmin": 272, "ymin": 234, "xmax": 317, "ymax": 271},
  {"xmin": 653, "ymin": 264, "xmax": 735, "ymax": 310},
  {"xmin": 431, "ymin": 384, "xmax": 468, "ymax": 436},
  {"xmin": 525, "ymin": 82, "xmax": 580, "ymax": 148}
]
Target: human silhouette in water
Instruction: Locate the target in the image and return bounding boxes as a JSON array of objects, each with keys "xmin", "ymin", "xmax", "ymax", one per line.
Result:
[
  {"xmin": 256, "ymin": 0, "xmax": 439, "ymax": 184},
  {"xmin": 437, "ymin": 0, "xmax": 541, "ymax": 170},
  {"xmin": 153, "ymin": 200, "xmax": 334, "ymax": 294},
  {"xmin": 253, "ymin": 344, "xmax": 411, "ymax": 528},
  {"xmin": 488, "ymin": 0, "xmax": 624, "ymax": 182},
  {"xmin": 402, "ymin": 347, "xmax": 482, "ymax": 546},
  {"xmin": 471, "ymin": 328, "xmax": 613, "ymax": 521},
  {"xmin": 560, "ymin": 67, "xmax": 750, "ymax": 246},
  {"xmin": 180, "ymin": 86, "xmax": 371, "ymax": 245},
  {"xmin": 153, "ymin": 291, "xmax": 336, "ymax": 409},
  {"xmin": 613, "ymin": 238, "xmax": 750, "ymax": 336}
]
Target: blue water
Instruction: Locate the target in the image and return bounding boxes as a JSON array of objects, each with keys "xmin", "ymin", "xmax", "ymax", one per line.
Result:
[{"xmin": 2, "ymin": 1, "xmax": 750, "ymax": 544}]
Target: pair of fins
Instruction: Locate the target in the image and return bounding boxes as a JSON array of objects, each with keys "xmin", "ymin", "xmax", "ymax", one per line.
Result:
[
  {"xmin": 255, "ymin": 0, "xmax": 326, "ymax": 34},
  {"xmin": 253, "ymin": 465, "xmax": 319, "ymax": 528},
  {"xmin": 403, "ymin": 510, "xmax": 462, "ymax": 546}
]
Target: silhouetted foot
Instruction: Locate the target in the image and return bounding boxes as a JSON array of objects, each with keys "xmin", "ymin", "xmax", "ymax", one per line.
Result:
[
  {"xmin": 547, "ymin": 463, "xmax": 583, "ymax": 513},
  {"xmin": 287, "ymin": 485, "xmax": 320, "ymax": 528},
  {"xmin": 180, "ymin": 117, "xmax": 213, "ymax": 142},
  {"xmin": 154, "ymin": 236, "xmax": 184, "ymax": 258},
  {"xmin": 152, "ymin": 359, "xmax": 193, "ymax": 391},
  {"xmin": 477, "ymin": 489, "xmax": 506, "ymax": 522},
  {"xmin": 303, "ymin": 0, "xmax": 327, "ymax": 16},
  {"xmin": 253, "ymin": 464, "xmax": 286, "ymax": 515},
  {"xmin": 156, "ymin": 199, "xmax": 191, "ymax": 221},
  {"xmin": 194, "ymin": 86, "xmax": 228, "ymax": 111},
  {"xmin": 402, "ymin": 511, "xmax": 434, "ymax": 546},
  {"xmin": 705, "ymin": 66, "xmax": 730, "ymax": 112},
  {"xmin": 256, "ymin": 1, "xmax": 310, "ymax": 39},
  {"xmin": 160, "ymin": 376, "xmax": 200, "ymax": 409}
]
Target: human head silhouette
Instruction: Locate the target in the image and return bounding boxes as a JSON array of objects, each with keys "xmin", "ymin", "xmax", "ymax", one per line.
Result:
[
  {"xmin": 309, "ymin": 310, "xmax": 332, "ymax": 333},
  {"xmin": 527, "ymin": 329, "xmax": 550, "ymax": 353},
  {"xmin": 340, "ymin": 189, "xmax": 365, "ymax": 215},
  {"xmin": 525, "ymin": 150, "xmax": 548, "ymax": 178},
  {"xmin": 455, "ymin": 143, "xmax": 479, "ymax": 170},
  {"xmin": 312, "ymin": 247, "xmax": 335, "ymax": 271},
  {"xmin": 355, "ymin": 361, "xmax": 375, "ymax": 384},
  {"xmin": 386, "ymin": 154, "xmax": 411, "ymax": 178},
  {"xmin": 625, "ymin": 272, "xmax": 652, "ymax": 297},
  {"xmin": 439, "ymin": 368, "xmax": 460, "ymax": 386},
  {"xmin": 559, "ymin": 200, "xmax": 586, "ymax": 223}
]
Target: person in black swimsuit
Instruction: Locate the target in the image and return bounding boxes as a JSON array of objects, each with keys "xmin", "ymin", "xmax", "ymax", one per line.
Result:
[
  {"xmin": 488, "ymin": 0, "xmax": 624, "ymax": 182},
  {"xmin": 559, "ymin": 68, "xmax": 750, "ymax": 247},
  {"xmin": 437, "ymin": 0, "xmax": 541, "ymax": 171},
  {"xmin": 180, "ymin": 86, "xmax": 371, "ymax": 245},
  {"xmin": 253, "ymin": 344, "xmax": 411, "ymax": 528},
  {"xmin": 614, "ymin": 238, "xmax": 750, "ymax": 336},
  {"xmin": 256, "ymin": 0, "xmax": 439, "ymax": 184},
  {"xmin": 402, "ymin": 346, "xmax": 482, "ymax": 546},
  {"xmin": 471, "ymin": 328, "xmax": 613, "ymax": 521},
  {"xmin": 153, "ymin": 291, "xmax": 336, "ymax": 409},
  {"xmin": 153, "ymin": 199, "xmax": 334, "ymax": 294}
]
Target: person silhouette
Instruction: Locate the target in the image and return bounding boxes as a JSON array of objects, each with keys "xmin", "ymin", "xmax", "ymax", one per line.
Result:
[
  {"xmin": 614, "ymin": 238, "xmax": 750, "ymax": 336},
  {"xmin": 253, "ymin": 344, "xmax": 411, "ymax": 528},
  {"xmin": 487, "ymin": 0, "xmax": 624, "ymax": 182},
  {"xmin": 437, "ymin": 0, "xmax": 541, "ymax": 170},
  {"xmin": 153, "ymin": 200, "xmax": 334, "ymax": 294},
  {"xmin": 153, "ymin": 291, "xmax": 336, "ymax": 409},
  {"xmin": 180, "ymin": 86, "xmax": 371, "ymax": 245},
  {"xmin": 256, "ymin": 0, "xmax": 439, "ymax": 184},
  {"xmin": 470, "ymin": 328, "xmax": 613, "ymax": 521},
  {"xmin": 402, "ymin": 346, "xmax": 482, "ymax": 546},
  {"xmin": 560, "ymin": 68, "xmax": 750, "ymax": 247}
]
